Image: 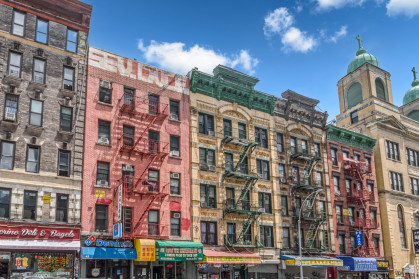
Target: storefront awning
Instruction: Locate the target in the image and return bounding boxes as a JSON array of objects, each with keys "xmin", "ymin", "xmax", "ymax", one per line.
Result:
[
  {"xmin": 281, "ymin": 255, "xmax": 343, "ymax": 267},
  {"xmin": 155, "ymin": 241, "xmax": 203, "ymax": 261},
  {"xmin": 195, "ymin": 249, "xmax": 261, "ymax": 265},
  {"xmin": 338, "ymin": 256, "xmax": 377, "ymax": 271},
  {"xmin": 134, "ymin": 239, "xmax": 156, "ymax": 262},
  {"xmin": 81, "ymin": 247, "xmax": 137, "ymax": 259},
  {"xmin": 0, "ymin": 239, "xmax": 80, "ymax": 251}
]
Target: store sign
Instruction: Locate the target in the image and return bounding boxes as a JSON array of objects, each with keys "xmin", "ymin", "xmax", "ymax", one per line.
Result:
[
  {"xmin": 355, "ymin": 230, "xmax": 364, "ymax": 246},
  {"xmin": 284, "ymin": 259, "xmax": 343, "ymax": 266},
  {"xmin": 117, "ymin": 184, "xmax": 122, "ymax": 222},
  {"xmin": 343, "ymin": 209, "xmax": 350, "ymax": 216},
  {"xmin": 157, "ymin": 247, "xmax": 203, "ymax": 261},
  {"xmin": 134, "ymin": 239, "xmax": 156, "ymax": 262},
  {"xmin": 113, "ymin": 223, "xmax": 122, "ymax": 240},
  {"xmin": 377, "ymin": 260, "xmax": 390, "ymax": 272},
  {"xmin": 413, "ymin": 229, "xmax": 419, "ymax": 254},
  {"xmin": 42, "ymin": 196, "xmax": 51, "ymax": 204},
  {"xmin": 84, "ymin": 236, "xmax": 133, "ymax": 248},
  {"xmin": 203, "ymin": 256, "xmax": 261, "ymax": 264},
  {"xmin": 0, "ymin": 224, "xmax": 79, "ymax": 240},
  {"xmin": 95, "ymin": 190, "xmax": 105, "ymax": 198}
]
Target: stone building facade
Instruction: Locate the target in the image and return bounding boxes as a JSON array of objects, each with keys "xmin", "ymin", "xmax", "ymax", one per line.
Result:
[
  {"xmin": 335, "ymin": 36, "xmax": 419, "ymax": 279},
  {"xmin": 0, "ymin": 0, "xmax": 91, "ymax": 277}
]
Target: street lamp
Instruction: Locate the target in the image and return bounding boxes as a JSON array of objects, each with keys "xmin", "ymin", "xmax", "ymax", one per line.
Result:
[{"xmin": 297, "ymin": 188, "xmax": 324, "ymax": 279}]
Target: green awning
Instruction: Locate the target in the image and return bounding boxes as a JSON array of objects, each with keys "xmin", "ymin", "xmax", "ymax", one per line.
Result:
[{"xmin": 155, "ymin": 241, "xmax": 203, "ymax": 261}]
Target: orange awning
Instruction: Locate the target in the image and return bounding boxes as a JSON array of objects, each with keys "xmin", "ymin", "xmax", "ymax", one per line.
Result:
[{"xmin": 195, "ymin": 249, "xmax": 261, "ymax": 265}]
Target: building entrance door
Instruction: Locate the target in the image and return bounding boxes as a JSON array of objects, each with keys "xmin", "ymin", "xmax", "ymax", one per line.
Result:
[{"xmin": 153, "ymin": 266, "xmax": 163, "ymax": 279}]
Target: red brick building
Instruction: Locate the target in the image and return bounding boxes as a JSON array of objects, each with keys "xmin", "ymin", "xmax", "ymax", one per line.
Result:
[
  {"xmin": 81, "ymin": 47, "xmax": 191, "ymax": 278},
  {"xmin": 326, "ymin": 125, "xmax": 386, "ymax": 279}
]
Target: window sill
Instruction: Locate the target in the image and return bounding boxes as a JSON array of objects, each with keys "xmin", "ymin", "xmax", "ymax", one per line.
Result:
[
  {"xmin": 28, "ymin": 81, "xmax": 46, "ymax": 91},
  {"xmin": 170, "ymin": 194, "xmax": 182, "ymax": 198},
  {"xmin": 3, "ymin": 74, "xmax": 23, "ymax": 86},
  {"xmin": 96, "ymin": 142, "xmax": 112, "ymax": 147},
  {"xmin": 26, "ymin": 124, "xmax": 44, "ymax": 131},
  {"xmin": 97, "ymin": 101, "xmax": 113, "ymax": 107},
  {"xmin": 59, "ymin": 88, "xmax": 76, "ymax": 97},
  {"xmin": 169, "ymin": 118, "xmax": 181, "ymax": 123},
  {"xmin": 199, "ymin": 133, "xmax": 216, "ymax": 138},
  {"xmin": 94, "ymin": 184, "xmax": 111, "ymax": 189},
  {"xmin": 200, "ymin": 206, "xmax": 217, "ymax": 210},
  {"xmin": 58, "ymin": 130, "xmax": 74, "ymax": 136},
  {"xmin": 387, "ymin": 158, "xmax": 402, "ymax": 163},
  {"xmin": 169, "ymin": 155, "xmax": 182, "ymax": 160},
  {"xmin": 1, "ymin": 120, "xmax": 18, "ymax": 127}
]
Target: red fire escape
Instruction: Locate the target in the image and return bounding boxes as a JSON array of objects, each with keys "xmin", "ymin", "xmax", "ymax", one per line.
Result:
[
  {"xmin": 115, "ymin": 90, "xmax": 169, "ymax": 238},
  {"xmin": 344, "ymin": 157, "xmax": 378, "ymax": 257}
]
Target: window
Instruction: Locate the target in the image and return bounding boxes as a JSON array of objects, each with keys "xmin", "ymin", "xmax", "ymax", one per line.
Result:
[
  {"xmin": 170, "ymin": 173, "xmax": 180, "ymax": 195},
  {"xmin": 26, "ymin": 146, "xmax": 40, "ymax": 173},
  {"xmin": 243, "ymin": 225, "xmax": 252, "ymax": 245},
  {"xmin": 389, "ymin": 171, "xmax": 404, "ymax": 192},
  {"xmin": 148, "ymin": 170, "xmax": 159, "ymax": 192},
  {"xmin": 56, "ymin": 194, "xmax": 68, "ymax": 222},
  {"xmin": 170, "ymin": 212, "xmax": 181, "ymax": 236},
  {"xmin": 319, "ymin": 201, "xmax": 326, "ymax": 218},
  {"xmin": 200, "ymin": 184, "xmax": 216, "ymax": 208},
  {"xmin": 122, "ymin": 165, "xmax": 134, "ymax": 189},
  {"xmin": 373, "ymin": 235, "xmax": 380, "ymax": 253},
  {"xmin": 406, "ymin": 148, "xmax": 419, "ymax": 167},
  {"xmin": 314, "ymin": 143, "xmax": 321, "ymax": 157},
  {"xmin": 29, "ymin": 99, "xmax": 43, "ymax": 127},
  {"xmin": 277, "ymin": 133, "xmax": 284, "ymax": 152},
  {"xmin": 290, "ymin": 137, "xmax": 297, "ymax": 154},
  {"xmin": 343, "ymin": 151, "xmax": 349, "ymax": 159},
  {"xmin": 350, "ymin": 111, "xmax": 359, "ymax": 124},
  {"xmin": 148, "ymin": 130, "xmax": 159, "ymax": 153},
  {"xmin": 4, "ymin": 94, "xmax": 18, "ymax": 122},
  {"xmin": 410, "ymin": 178, "xmax": 419, "ymax": 196},
  {"xmin": 170, "ymin": 135, "xmax": 180, "ymax": 156},
  {"xmin": 149, "ymin": 95, "xmax": 159, "ymax": 115},
  {"xmin": 99, "ymin": 82, "xmax": 112, "ymax": 104},
  {"xmin": 255, "ymin": 127, "xmax": 268, "ymax": 148},
  {"xmin": 278, "ymin": 164, "xmax": 285, "ymax": 182},
  {"xmin": 301, "ymin": 140, "xmax": 308, "ymax": 154},
  {"xmin": 345, "ymin": 179, "xmax": 351, "ymax": 195},
  {"xmin": 98, "ymin": 120, "xmax": 110, "ymax": 143},
  {"xmin": 338, "ymin": 234, "xmax": 345, "ymax": 254},
  {"xmin": 58, "ymin": 150, "xmax": 70, "ymax": 177},
  {"xmin": 32, "ymin": 58, "xmax": 46, "ymax": 84},
  {"xmin": 12, "ymin": 10, "xmax": 25, "ymax": 36},
  {"xmin": 123, "ymin": 207, "xmax": 133, "ymax": 234},
  {"xmin": 201, "ymin": 221, "xmax": 217, "ymax": 245},
  {"xmin": 334, "ymin": 176, "xmax": 340, "ymax": 195},
  {"xmin": 370, "ymin": 209, "xmax": 377, "ymax": 226},
  {"xmin": 123, "ymin": 87, "xmax": 135, "ymax": 106},
  {"xmin": 292, "ymin": 166, "xmax": 300, "ymax": 183},
  {"xmin": 260, "ymin": 226, "xmax": 273, "ymax": 247},
  {"xmin": 225, "ymin": 152, "xmax": 234, "ymax": 172},
  {"xmin": 316, "ymin": 171, "xmax": 323, "ymax": 186},
  {"xmin": 95, "ymin": 204, "xmax": 108, "ymax": 232},
  {"xmin": 223, "ymin": 119, "xmax": 232, "ymax": 137},
  {"xmin": 96, "ymin": 162, "xmax": 110, "ymax": 186},
  {"xmin": 283, "ymin": 227, "xmax": 290, "ymax": 248},
  {"xmin": 169, "ymin": 100, "xmax": 180, "ymax": 120},
  {"xmin": 198, "ymin": 113, "xmax": 214, "ymax": 135},
  {"xmin": 226, "ymin": 188, "xmax": 234, "ymax": 208},
  {"xmin": 397, "ymin": 205, "xmax": 407, "ymax": 248},
  {"xmin": 0, "ymin": 189, "xmax": 11, "ymax": 218},
  {"xmin": 354, "ymin": 153, "xmax": 360, "ymax": 161},
  {"xmin": 0, "ymin": 142, "xmax": 15, "ymax": 170},
  {"xmin": 240, "ymin": 156, "xmax": 248, "ymax": 174},
  {"xmin": 350, "ymin": 234, "xmax": 355, "ymax": 247},
  {"xmin": 258, "ymin": 192, "xmax": 272, "ymax": 214},
  {"xmin": 35, "ymin": 18, "xmax": 48, "ymax": 43},
  {"xmin": 63, "ymin": 67, "xmax": 75, "ymax": 91},
  {"xmin": 148, "ymin": 210, "xmax": 159, "ymax": 235},
  {"xmin": 336, "ymin": 205, "xmax": 343, "ymax": 224},
  {"xmin": 386, "ymin": 140, "xmax": 400, "ymax": 161},
  {"xmin": 331, "ymin": 148, "xmax": 338, "ymax": 165},
  {"xmin": 227, "ymin": 223, "xmax": 236, "ymax": 244},
  {"xmin": 66, "ymin": 29, "xmax": 77, "ymax": 52},
  {"xmin": 281, "ymin": 196, "xmax": 288, "ymax": 216},
  {"xmin": 199, "ymin": 148, "xmax": 215, "ymax": 170},
  {"xmin": 295, "ymin": 197, "xmax": 301, "ymax": 217},
  {"xmin": 23, "ymin": 191, "xmax": 37, "ymax": 220},
  {"xmin": 8, "ymin": 52, "xmax": 22, "ymax": 78},
  {"xmin": 123, "ymin": 125, "xmax": 134, "ymax": 146},
  {"xmin": 238, "ymin": 123, "xmax": 246, "ymax": 139},
  {"xmin": 257, "ymin": 159, "xmax": 270, "ymax": 180},
  {"xmin": 60, "ymin": 106, "xmax": 72, "ymax": 132}
]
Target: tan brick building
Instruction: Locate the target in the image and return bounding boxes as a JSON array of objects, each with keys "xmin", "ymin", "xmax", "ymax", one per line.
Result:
[{"xmin": 335, "ymin": 36, "xmax": 419, "ymax": 279}]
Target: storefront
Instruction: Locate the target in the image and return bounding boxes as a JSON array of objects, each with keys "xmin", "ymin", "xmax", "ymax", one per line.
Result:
[
  {"xmin": 80, "ymin": 236, "xmax": 137, "ymax": 278},
  {"xmin": 281, "ymin": 255, "xmax": 344, "ymax": 279},
  {"xmin": 195, "ymin": 249, "xmax": 261, "ymax": 279},
  {"xmin": 248, "ymin": 260, "xmax": 280, "ymax": 279},
  {"xmin": 337, "ymin": 256, "xmax": 378, "ymax": 279},
  {"xmin": 0, "ymin": 222, "xmax": 80, "ymax": 279},
  {"xmin": 372, "ymin": 260, "xmax": 390, "ymax": 279}
]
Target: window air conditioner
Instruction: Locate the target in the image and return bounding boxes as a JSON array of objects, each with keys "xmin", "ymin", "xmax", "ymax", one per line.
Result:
[
  {"xmin": 170, "ymin": 113, "xmax": 179, "ymax": 121},
  {"xmin": 97, "ymin": 180, "xmax": 108, "ymax": 186},
  {"xmin": 5, "ymin": 112, "xmax": 16, "ymax": 121},
  {"xmin": 244, "ymin": 240, "xmax": 252, "ymax": 245},
  {"xmin": 208, "ymin": 165, "xmax": 216, "ymax": 172},
  {"xmin": 201, "ymin": 202, "xmax": 207, "ymax": 207},
  {"xmin": 123, "ymin": 165, "xmax": 134, "ymax": 172},
  {"xmin": 98, "ymin": 137, "xmax": 110, "ymax": 145},
  {"xmin": 170, "ymin": 150, "xmax": 180, "ymax": 157},
  {"xmin": 207, "ymin": 131, "xmax": 215, "ymax": 136},
  {"xmin": 100, "ymin": 80, "xmax": 112, "ymax": 89},
  {"xmin": 173, "ymin": 213, "xmax": 181, "ymax": 218},
  {"xmin": 64, "ymin": 84, "xmax": 73, "ymax": 91},
  {"xmin": 171, "ymin": 173, "xmax": 180, "ymax": 179},
  {"xmin": 258, "ymin": 208, "xmax": 266, "ymax": 213}
]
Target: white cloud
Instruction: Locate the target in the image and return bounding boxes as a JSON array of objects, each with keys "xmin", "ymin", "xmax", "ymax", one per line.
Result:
[
  {"xmin": 315, "ymin": 0, "xmax": 365, "ymax": 10},
  {"xmin": 386, "ymin": 0, "xmax": 419, "ymax": 17},
  {"xmin": 281, "ymin": 27, "xmax": 317, "ymax": 53},
  {"xmin": 327, "ymin": 25, "xmax": 348, "ymax": 43},
  {"xmin": 137, "ymin": 40, "xmax": 259, "ymax": 75},
  {"xmin": 263, "ymin": 8, "xmax": 294, "ymax": 36}
]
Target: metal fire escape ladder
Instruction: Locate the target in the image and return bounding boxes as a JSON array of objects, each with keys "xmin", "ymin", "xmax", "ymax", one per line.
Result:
[{"xmin": 290, "ymin": 147, "xmax": 321, "ymax": 192}]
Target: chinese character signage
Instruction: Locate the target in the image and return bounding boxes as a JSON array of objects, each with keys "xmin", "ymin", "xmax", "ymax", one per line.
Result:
[
  {"xmin": 413, "ymin": 229, "xmax": 419, "ymax": 254},
  {"xmin": 134, "ymin": 239, "xmax": 156, "ymax": 261},
  {"xmin": 355, "ymin": 230, "xmax": 364, "ymax": 246},
  {"xmin": 157, "ymin": 247, "xmax": 203, "ymax": 261}
]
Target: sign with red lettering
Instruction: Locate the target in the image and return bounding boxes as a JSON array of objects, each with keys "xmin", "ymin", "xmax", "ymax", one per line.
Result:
[{"xmin": 0, "ymin": 224, "xmax": 80, "ymax": 241}]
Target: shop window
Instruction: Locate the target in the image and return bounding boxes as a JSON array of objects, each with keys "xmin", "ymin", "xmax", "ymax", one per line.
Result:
[
  {"xmin": 26, "ymin": 146, "xmax": 40, "ymax": 173},
  {"xmin": 386, "ymin": 140, "xmax": 400, "ymax": 161},
  {"xmin": 281, "ymin": 196, "xmax": 288, "ymax": 216},
  {"xmin": 169, "ymin": 99, "xmax": 180, "ymax": 121},
  {"xmin": 223, "ymin": 119, "xmax": 232, "ymax": 137},
  {"xmin": 98, "ymin": 120, "xmax": 111, "ymax": 144},
  {"xmin": 170, "ymin": 135, "xmax": 180, "ymax": 156},
  {"xmin": 255, "ymin": 127, "xmax": 268, "ymax": 148},
  {"xmin": 35, "ymin": 18, "xmax": 48, "ymax": 44},
  {"xmin": 56, "ymin": 194, "xmax": 68, "ymax": 222},
  {"xmin": 170, "ymin": 211, "xmax": 181, "ymax": 236},
  {"xmin": 12, "ymin": 10, "xmax": 25, "ymax": 36},
  {"xmin": 201, "ymin": 221, "xmax": 217, "ymax": 245},
  {"xmin": 389, "ymin": 171, "xmax": 404, "ymax": 192},
  {"xmin": 227, "ymin": 223, "xmax": 236, "ymax": 244},
  {"xmin": 0, "ymin": 141, "xmax": 15, "ymax": 170},
  {"xmin": 124, "ymin": 207, "xmax": 133, "ymax": 234},
  {"xmin": 0, "ymin": 188, "xmax": 11, "ymax": 218},
  {"xmin": 58, "ymin": 150, "xmax": 70, "ymax": 177},
  {"xmin": 66, "ymin": 29, "xmax": 78, "ymax": 52},
  {"xmin": 200, "ymin": 184, "xmax": 216, "ymax": 208},
  {"xmin": 258, "ymin": 192, "xmax": 272, "ymax": 214},
  {"xmin": 283, "ymin": 227, "xmax": 290, "ymax": 248},
  {"xmin": 29, "ymin": 99, "xmax": 43, "ymax": 127},
  {"xmin": 4, "ymin": 94, "xmax": 19, "ymax": 122},
  {"xmin": 260, "ymin": 226, "xmax": 273, "ymax": 247},
  {"xmin": 63, "ymin": 67, "xmax": 75, "ymax": 91},
  {"xmin": 149, "ymin": 95, "xmax": 159, "ymax": 115},
  {"xmin": 99, "ymin": 81, "xmax": 112, "ymax": 104},
  {"xmin": 331, "ymin": 148, "xmax": 338, "ymax": 165},
  {"xmin": 256, "ymin": 159, "xmax": 270, "ymax": 180},
  {"xmin": 198, "ymin": 113, "xmax": 214, "ymax": 136},
  {"xmin": 148, "ymin": 210, "xmax": 159, "ymax": 235},
  {"xmin": 23, "ymin": 191, "xmax": 37, "ymax": 220},
  {"xmin": 33, "ymin": 58, "xmax": 46, "ymax": 84},
  {"xmin": 238, "ymin": 122, "xmax": 246, "ymax": 139},
  {"xmin": 10, "ymin": 253, "xmax": 74, "ymax": 278},
  {"xmin": 199, "ymin": 148, "xmax": 215, "ymax": 171},
  {"xmin": 95, "ymin": 204, "xmax": 108, "ymax": 232},
  {"xmin": 277, "ymin": 133, "xmax": 284, "ymax": 152},
  {"xmin": 96, "ymin": 161, "xmax": 110, "ymax": 186},
  {"xmin": 170, "ymin": 173, "xmax": 180, "ymax": 195}
]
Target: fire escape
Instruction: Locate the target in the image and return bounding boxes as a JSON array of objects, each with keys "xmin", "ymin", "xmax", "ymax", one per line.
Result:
[
  {"xmin": 344, "ymin": 158, "xmax": 377, "ymax": 257},
  {"xmin": 221, "ymin": 129, "xmax": 263, "ymax": 248},
  {"xmin": 115, "ymin": 90, "xmax": 169, "ymax": 238},
  {"xmin": 290, "ymin": 144, "xmax": 329, "ymax": 251}
]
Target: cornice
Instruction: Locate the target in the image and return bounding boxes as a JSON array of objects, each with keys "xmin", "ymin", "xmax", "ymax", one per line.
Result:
[{"xmin": 326, "ymin": 125, "xmax": 376, "ymax": 152}]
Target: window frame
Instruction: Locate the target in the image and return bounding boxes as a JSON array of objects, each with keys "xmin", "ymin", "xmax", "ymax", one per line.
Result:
[
  {"xmin": 338, "ymin": 233, "xmax": 346, "ymax": 254},
  {"xmin": 123, "ymin": 206, "xmax": 133, "ymax": 234},
  {"xmin": 198, "ymin": 113, "xmax": 214, "ymax": 135},
  {"xmin": 148, "ymin": 209, "xmax": 159, "ymax": 235},
  {"xmin": 225, "ymin": 152, "xmax": 234, "ymax": 172},
  {"xmin": 63, "ymin": 66, "xmax": 75, "ymax": 91},
  {"xmin": 0, "ymin": 188, "xmax": 11, "ymax": 218},
  {"xmin": 260, "ymin": 226, "xmax": 274, "ymax": 247},
  {"xmin": 23, "ymin": 190, "xmax": 37, "ymax": 220},
  {"xmin": 95, "ymin": 204, "xmax": 108, "ymax": 232},
  {"xmin": 258, "ymin": 192, "xmax": 272, "ymax": 214},
  {"xmin": 283, "ymin": 227, "xmax": 290, "ymax": 248},
  {"xmin": 331, "ymin": 148, "xmax": 338, "ymax": 165},
  {"xmin": 201, "ymin": 221, "xmax": 217, "ymax": 245},
  {"xmin": 200, "ymin": 184, "xmax": 216, "ymax": 208},
  {"xmin": 223, "ymin": 119, "xmax": 232, "ymax": 137},
  {"xmin": 26, "ymin": 145, "xmax": 40, "ymax": 173},
  {"xmin": 410, "ymin": 177, "xmax": 419, "ymax": 196},
  {"xmin": 397, "ymin": 205, "xmax": 407, "ymax": 249},
  {"xmin": 281, "ymin": 195, "xmax": 288, "ymax": 216},
  {"xmin": 255, "ymin": 127, "xmax": 268, "ymax": 148},
  {"xmin": 256, "ymin": 159, "xmax": 270, "ymax": 180},
  {"xmin": 0, "ymin": 141, "xmax": 15, "ymax": 170},
  {"xmin": 58, "ymin": 150, "xmax": 71, "ymax": 177},
  {"xmin": 170, "ymin": 173, "xmax": 180, "ymax": 195},
  {"xmin": 238, "ymin": 122, "xmax": 246, "ymax": 139},
  {"xmin": 32, "ymin": 58, "xmax": 46, "ymax": 84},
  {"xmin": 96, "ymin": 161, "xmax": 110, "ymax": 186},
  {"xmin": 389, "ymin": 171, "xmax": 404, "ymax": 192},
  {"xmin": 29, "ymin": 99, "xmax": 43, "ymax": 127},
  {"xmin": 4, "ymin": 94, "xmax": 19, "ymax": 122},
  {"xmin": 170, "ymin": 211, "xmax": 181, "ymax": 236},
  {"xmin": 60, "ymin": 106, "xmax": 73, "ymax": 132},
  {"xmin": 170, "ymin": 135, "xmax": 180, "ymax": 154},
  {"xmin": 35, "ymin": 17, "xmax": 48, "ymax": 44},
  {"xmin": 199, "ymin": 148, "xmax": 216, "ymax": 169},
  {"xmin": 227, "ymin": 223, "xmax": 236, "ymax": 244},
  {"xmin": 99, "ymin": 84, "xmax": 112, "ymax": 104},
  {"xmin": 169, "ymin": 99, "xmax": 180, "ymax": 121},
  {"xmin": 12, "ymin": 10, "xmax": 26, "ymax": 37},
  {"xmin": 66, "ymin": 28, "xmax": 78, "ymax": 53},
  {"xmin": 314, "ymin": 143, "xmax": 321, "ymax": 157},
  {"xmin": 98, "ymin": 120, "xmax": 111, "ymax": 142},
  {"xmin": 277, "ymin": 133, "xmax": 284, "ymax": 152},
  {"xmin": 386, "ymin": 140, "xmax": 400, "ymax": 161},
  {"xmin": 8, "ymin": 51, "xmax": 22, "ymax": 78},
  {"xmin": 56, "ymin": 194, "xmax": 69, "ymax": 222}
]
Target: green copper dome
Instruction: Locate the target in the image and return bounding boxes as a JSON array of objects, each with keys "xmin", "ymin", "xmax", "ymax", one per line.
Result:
[
  {"xmin": 347, "ymin": 35, "xmax": 380, "ymax": 74},
  {"xmin": 403, "ymin": 67, "xmax": 419, "ymax": 105}
]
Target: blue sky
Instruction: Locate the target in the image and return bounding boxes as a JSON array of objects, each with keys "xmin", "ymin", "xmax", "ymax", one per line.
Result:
[{"xmin": 83, "ymin": 0, "xmax": 419, "ymax": 120}]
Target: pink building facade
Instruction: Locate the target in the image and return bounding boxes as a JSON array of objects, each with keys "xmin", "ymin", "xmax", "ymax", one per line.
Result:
[{"xmin": 81, "ymin": 47, "xmax": 191, "ymax": 278}]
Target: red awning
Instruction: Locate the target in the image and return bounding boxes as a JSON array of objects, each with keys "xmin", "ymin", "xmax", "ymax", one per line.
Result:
[
  {"xmin": 196, "ymin": 249, "xmax": 261, "ymax": 265},
  {"xmin": 96, "ymin": 198, "xmax": 112, "ymax": 205}
]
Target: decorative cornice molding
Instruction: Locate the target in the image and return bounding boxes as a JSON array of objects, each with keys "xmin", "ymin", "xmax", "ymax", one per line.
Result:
[{"xmin": 326, "ymin": 124, "xmax": 376, "ymax": 152}]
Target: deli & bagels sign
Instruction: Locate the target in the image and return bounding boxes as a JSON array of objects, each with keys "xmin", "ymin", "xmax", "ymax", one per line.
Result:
[{"xmin": 0, "ymin": 225, "xmax": 80, "ymax": 240}]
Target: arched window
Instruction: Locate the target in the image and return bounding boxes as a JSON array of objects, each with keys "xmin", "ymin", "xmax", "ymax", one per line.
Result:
[
  {"xmin": 346, "ymin": 82, "xmax": 363, "ymax": 109},
  {"xmin": 407, "ymin": 110, "xmax": 419, "ymax": 122},
  {"xmin": 375, "ymin": 78, "xmax": 387, "ymax": 101},
  {"xmin": 397, "ymin": 205, "xmax": 407, "ymax": 248}
]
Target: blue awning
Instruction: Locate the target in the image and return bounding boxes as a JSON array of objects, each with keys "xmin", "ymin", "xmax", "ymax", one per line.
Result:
[
  {"xmin": 81, "ymin": 247, "xmax": 137, "ymax": 259},
  {"xmin": 338, "ymin": 256, "xmax": 377, "ymax": 271}
]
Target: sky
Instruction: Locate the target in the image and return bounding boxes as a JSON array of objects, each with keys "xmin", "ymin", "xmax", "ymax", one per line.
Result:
[{"xmin": 83, "ymin": 0, "xmax": 419, "ymax": 120}]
